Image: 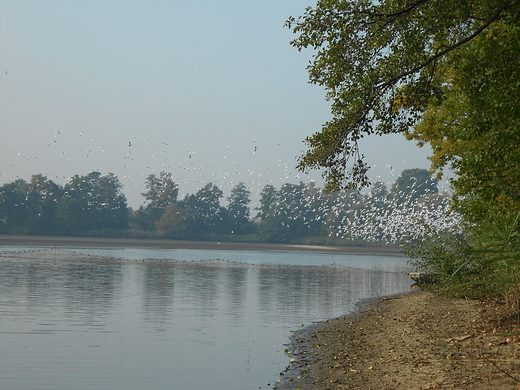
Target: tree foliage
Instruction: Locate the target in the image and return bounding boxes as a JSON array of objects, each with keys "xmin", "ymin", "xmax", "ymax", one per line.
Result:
[
  {"xmin": 0, "ymin": 171, "xmax": 128, "ymax": 235},
  {"xmin": 285, "ymin": 0, "xmax": 520, "ymax": 197},
  {"xmin": 226, "ymin": 182, "xmax": 253, "ymax": 234},
  {"xmin": 155, "ymin": 204, "xmax": 190, "ymax": 238},
  {"xmin": 255, "ymin": 184, "xmax": 278, "ymax": 220},
  {"xmin": 390, "ymin": 168, "xmax": 438, "ymax": 203},
  {"xmin": 0, "ymin": 179, "xmax": 30, "ymax": 231},
  {"xmin": 136, "ymin": 171, "xmax": 180, "ymax": 230},
  {"xmin": 59, "ymin": 171, "xmax": 128, "ymax": 232},
  {"xmin": 0, "ymin": 170, "xmax": 457, "ymax": 245},
  {"xmin": 284, "ymin": 0, "xmax": 520, "ymax": 300},
  {"xmin": 179, "ymin": 182, "xmax": 226, "ymax": 236},
  {"xmin": 141, "ymin": 171, "xmax": 179, "ymax": 210},
  {"xmin": 406, "ymin": 16, "xmax": 520, "ymax": 223},
  {"xmin": 25, "ymin": 174, "xmax": 63, "ymax": 233}
]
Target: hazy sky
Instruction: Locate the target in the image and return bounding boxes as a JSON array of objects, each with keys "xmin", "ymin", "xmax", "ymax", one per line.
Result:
[{"xmin": 0, "ymin": 0, "xmax": 434, "ymax": 208}]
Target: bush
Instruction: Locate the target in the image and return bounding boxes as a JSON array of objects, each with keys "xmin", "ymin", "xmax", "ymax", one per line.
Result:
[
  {"xmin": 402, "ymin": 212, "xmax": 520, "ymax": 305},
  {"xmin": 472, "ymin": 211, "xmax": 520, "ymax": 309},
  {"xmin": 401, "ymin": 225, "xmax": 490, "ymax": 298}
]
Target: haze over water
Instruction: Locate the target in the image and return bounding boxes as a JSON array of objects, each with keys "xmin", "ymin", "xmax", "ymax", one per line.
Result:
[{"xmin": 0, "ymin": 248, "xmax": 412, "ymax": 389}]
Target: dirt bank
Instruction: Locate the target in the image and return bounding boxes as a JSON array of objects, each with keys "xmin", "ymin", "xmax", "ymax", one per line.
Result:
[{"xmin": 276, "ymin": 290, "xmax": 520, "ymax": 390}]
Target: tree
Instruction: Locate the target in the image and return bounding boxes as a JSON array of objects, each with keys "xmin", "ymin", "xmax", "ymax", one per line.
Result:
[
  {"xmin": 389, "ymin": 168, "xmax": 438, "ymax": 204},
  {"xmin": 256, "ymin": 182, "xmax": 328, "ymax": 242},
  {"xmin": 141, "ymin": 171, "xmax": 179, "ymax": 210},
  {"xmin": 406, "ymin": 18, "xmax": 520, "ymax": 223},
  {"xmin": 58, "ymin": 172, "xmax": 128, "ymax": 233},
  {"xmin": 261, "ymin": 182, "xmax": 315, "ymax": 242},
  {"xmin": 369, "ymin": 181, "xmax": 389, "ymax": 201},
  {"xmin": 285, "ymin": 0, "xmax": 520, "ymax": 195},
  {"xmin": 226, "ymin": 182, "xmax": 253, "ymax": 234},
  {"xmin": 303, "ymin": 181, "xmax": 327, "ymax": 235},
  {"xmin": 96, "ymin": 173, "xmax": 128, "ymax": 230},
  {"xmin": 0, "ymin": 179, "xmax": 29, "ymax": 231},
  {"xmin": 155, "ymin": 204, "xmax": 190, "ymax": 238},
  {"xmin": 285, "ymin": 0, "xmax": 520, "ymax": 300},
  {"xmin": 277, "ymin": 182, "xmax": 308, "ymax": 226},
  {"xmin": 179, "ymin": 182, "xmax": 225, "ymax": 236},
  {"xmin": 360, "ymin": 180, "xmax": 389, "ymax": 218},
  {"xmin": 138, "ymin": 171, "xmax": 180, "ymax": 229},
  {"xmin": 255, "ymin": 185, "xmax": 278, "ymax": 221},
  {"xmin": 25, "ymin": 174, "xmax": 63, "ymax": 233},
  {"xmin": 322, "ymin": 188, "xmax": 362, "ymax": 238}
]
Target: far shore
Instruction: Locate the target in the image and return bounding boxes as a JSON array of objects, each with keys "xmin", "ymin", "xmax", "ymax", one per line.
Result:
[{"xmin": 0, "ymin": 234, "xmax": 403, "ymax": 256}]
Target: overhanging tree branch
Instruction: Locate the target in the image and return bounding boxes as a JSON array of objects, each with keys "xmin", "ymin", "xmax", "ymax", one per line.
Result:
[{"xmin": 379, "ymin": 0, "xmax": 520, "ymax": 89}]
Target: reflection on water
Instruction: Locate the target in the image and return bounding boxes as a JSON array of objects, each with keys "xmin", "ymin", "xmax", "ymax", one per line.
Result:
[{"xmin": 0, "ymin": 250, "xmax": 412, "ymax": 390}]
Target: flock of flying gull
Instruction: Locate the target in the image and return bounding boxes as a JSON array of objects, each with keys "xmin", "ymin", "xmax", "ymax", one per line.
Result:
[
  {"xmin": 298, "ymin": 187, "xmax": 462, "ymax": 244},
  {"xmin": 335, "ymin": 194, "xmax": 462, "ymax": 243},
  {"xmin": 3, "ymin": 119, "xmax": 461, "ymax": 242},
  {"xmin": 2, "ymin": 126, "xmax": 315, "ymax": 208}
]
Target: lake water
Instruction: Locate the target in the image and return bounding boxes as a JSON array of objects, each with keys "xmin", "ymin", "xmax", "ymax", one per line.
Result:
[{"xmin": 0, "ymin": 246, "xmax": 412, "ymax": 390}]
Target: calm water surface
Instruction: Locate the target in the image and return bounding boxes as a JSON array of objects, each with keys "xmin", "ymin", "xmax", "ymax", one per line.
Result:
[{"xmin": 0, "ymin": 247, "xmax": 412, "ymax": 390}]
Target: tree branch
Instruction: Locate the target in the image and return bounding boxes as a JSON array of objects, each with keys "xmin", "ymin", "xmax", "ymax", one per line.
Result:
[{"xmin": 378, "ymin": 0, "xmax": 520, "ymax": 90}]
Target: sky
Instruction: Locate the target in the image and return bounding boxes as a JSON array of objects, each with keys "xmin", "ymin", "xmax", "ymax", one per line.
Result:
[{"xmin": 0, "ymin": 0, "xmax": 435, "ymax": 209}]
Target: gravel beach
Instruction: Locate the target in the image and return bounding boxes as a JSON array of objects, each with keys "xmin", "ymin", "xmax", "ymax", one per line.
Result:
[{"xmin": 276, "ymin": 290, "xmax": 520, "ymax": 390}]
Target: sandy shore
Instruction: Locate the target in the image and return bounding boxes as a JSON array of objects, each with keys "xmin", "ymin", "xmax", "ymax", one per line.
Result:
[
  {"xmin": 0, "ymin": 234, "xmax": 402, "ymax": 255},
  {"xmin": 275, "ymin": 290, "xmax": 520, "ymax": 390}
]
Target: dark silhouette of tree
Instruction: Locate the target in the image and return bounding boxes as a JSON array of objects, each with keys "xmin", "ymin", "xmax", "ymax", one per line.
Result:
[
  {"xmin": 0, "ymin": 179, "xmax": 30, "ymax": 232},
  {"xmin": 142, "ymin": 171, "xmax": 179, "ymax": 210},
  {"xmin": 57, "ymin": 171, "xmax": 127, "ymax": 233},
  {"xmin": 179, "ymin": 182, "xmax": 225, "ymax": 237},
  {"xmin": 255, "ymin": 185, "xmax": 278, "ymax": 221},
  {"xmin": 389, "ymin": 168, "xmax": 438, "ymax": 204},
  {"xmin": 25, "ymin": 174, "xmax": 63, "ymax": 234},
  {"xmin": 303, "ymin": 181, "xmax": 327, "ymax": 236},
  {"xmin": 258, "ymin": 182, "xmax": 317, "ymax": 242},
  {"xmin": 136, "ymin": 171, "xmax": 180, "ymax": 230},
  {"xmin": 155, "ymin": 204, "xmax": 190, "ymax": 238},
  {"xmin": 322, "ymin": 189, "xmax": 362, "ymax": 238},
  {"xmin": 226, "ymin": 182, "xmax": 253, "ymax": 234}
]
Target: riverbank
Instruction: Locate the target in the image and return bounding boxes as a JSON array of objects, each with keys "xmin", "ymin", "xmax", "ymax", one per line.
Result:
[
  {"xmin": 275, "ymin": 290, "xmax": 520, "ymax": 390},
  {"xmin": 0, "ymin": 234, "xmax": 402, "ymax": 255}
]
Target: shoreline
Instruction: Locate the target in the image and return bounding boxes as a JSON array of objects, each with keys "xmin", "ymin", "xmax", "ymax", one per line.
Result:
[
  {"xmin": 0, "ymin": 234, "xmax": 403, "ymax": 256},
  {"xmin": 275, "ymin": 290, "xmax": 520, "ymax": 390}
]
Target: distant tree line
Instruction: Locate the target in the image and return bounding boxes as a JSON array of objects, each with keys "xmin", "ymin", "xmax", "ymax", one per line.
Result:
[
  {"xmin": 0, "ymin": 168, "xmax": 443, "ymax": 244},
  {"xmin": 0, "ymin": 172, "xmax": 128, "ymax": 236}
]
